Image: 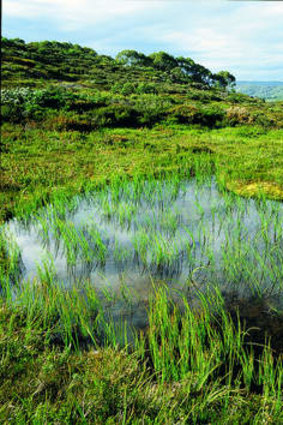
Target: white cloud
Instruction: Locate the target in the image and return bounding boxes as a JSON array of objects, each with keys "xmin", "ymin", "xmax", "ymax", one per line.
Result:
[
  {"xmin": 3, "ymin": 0, "xmax": 162, "ymax": 27},
  {"xmin": 159, "ymin": 2, "xmax": 283, "ymax": 79}
]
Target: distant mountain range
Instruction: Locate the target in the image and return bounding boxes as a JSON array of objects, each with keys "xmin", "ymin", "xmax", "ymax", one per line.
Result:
[{"xmin": 236, "ymin": 81, "xmax": 283, "ymax": 101}]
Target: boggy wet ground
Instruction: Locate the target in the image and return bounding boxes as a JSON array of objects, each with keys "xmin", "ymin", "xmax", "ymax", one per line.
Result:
[
  {"xmin": 224, "ymin": 293, "xmax": 283, "ymax": 355},
  {"xmin": 4, "ymin": 178, "xmax": 283, "ymax": 347}
]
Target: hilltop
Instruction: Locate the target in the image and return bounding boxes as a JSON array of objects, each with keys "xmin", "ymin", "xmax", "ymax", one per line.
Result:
[
  {"xmin": 2, "ymin": 37, "xmax": 282, "ymax": 131},
  {"xmin": 2, "ymin": 37, "xmax": 235, "ymax": 88}
]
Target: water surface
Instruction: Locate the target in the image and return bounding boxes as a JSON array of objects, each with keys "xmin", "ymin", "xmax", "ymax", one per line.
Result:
[{"xmin": 5, "ymin": 178, "xmax": 283, "ymax": 337}]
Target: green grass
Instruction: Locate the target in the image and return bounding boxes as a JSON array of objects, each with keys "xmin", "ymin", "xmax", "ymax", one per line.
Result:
[
  {"xmin": 1, "ymin": 124, "xmax": 283, "ymax": 223},
  {"xmin": 0, "ymin": 277, "xmax": 282, "ymax": 424}
]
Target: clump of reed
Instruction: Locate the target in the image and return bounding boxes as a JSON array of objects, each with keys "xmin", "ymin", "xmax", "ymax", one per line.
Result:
[{"xmin": 135, "ymin": 285, "xmax": 282, "ymax": 402}]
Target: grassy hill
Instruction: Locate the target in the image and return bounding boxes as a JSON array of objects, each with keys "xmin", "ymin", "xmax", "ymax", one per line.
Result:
[
  {"xmin": 1, "ymin": 38, "xmax": 233, "ymax": 87},
  {"xmin": 2, "ymin": 37, "xmax": 283, "ymax": 132}
]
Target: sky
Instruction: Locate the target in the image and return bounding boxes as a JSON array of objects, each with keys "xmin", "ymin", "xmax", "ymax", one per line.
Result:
[{"xmin": 2, "ymin": 0, "xmax": 283, "ymax": 81}]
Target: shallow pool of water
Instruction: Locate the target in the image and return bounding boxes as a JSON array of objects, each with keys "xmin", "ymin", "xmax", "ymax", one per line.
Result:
[
  {"xmin": 4, "ymin": 177, "xmax": 283, "ymax": 339},
  {"xmin": 6, "ymin": 180, "xmax": 282, "ymax": 285}
]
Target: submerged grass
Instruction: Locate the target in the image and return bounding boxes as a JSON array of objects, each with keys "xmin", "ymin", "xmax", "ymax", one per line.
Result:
[{"xmin": 5, "ymin": 175, "xmax": 282, "ymax": 296}]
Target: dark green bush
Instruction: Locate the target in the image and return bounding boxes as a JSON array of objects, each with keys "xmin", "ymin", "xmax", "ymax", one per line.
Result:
[
  {"xmin": 170, "ymin": 104, "xmax": 225, "ymax": 127},
  {"xmin": 91, "ymin": 104, "xmax": 139, "ymax": 128},
  {"xmin": 1, "ymin": 104, "xmax": 24, "ymax": 123},
  {"xmin": 136, "ymin": 83, "xmax": 157, "ymax": 94}
]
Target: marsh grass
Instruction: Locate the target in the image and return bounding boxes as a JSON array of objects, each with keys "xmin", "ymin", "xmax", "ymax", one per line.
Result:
[
  {"xmin": 3, "ymin": 174, "xmax": 282, "ymax": 297},
  {"xmin": 1, "ymin": 270, "xmax": 282, "ymax": 423},
  {"xmin": 1, "ymin": 124, "xmax": 283, "ymax": 225}
]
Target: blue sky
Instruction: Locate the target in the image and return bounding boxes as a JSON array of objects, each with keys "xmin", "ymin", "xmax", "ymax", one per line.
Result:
[{"xmin": 3, "ymin": 0, "xmax": 283, "ymax": 81}]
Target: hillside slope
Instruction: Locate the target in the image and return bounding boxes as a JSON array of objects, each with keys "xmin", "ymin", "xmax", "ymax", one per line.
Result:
[{"xmin": 2, "ymin": 37, "xmax": 282, "ymax": 131}]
